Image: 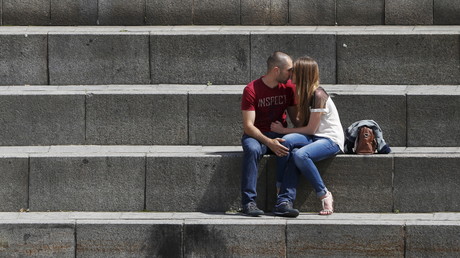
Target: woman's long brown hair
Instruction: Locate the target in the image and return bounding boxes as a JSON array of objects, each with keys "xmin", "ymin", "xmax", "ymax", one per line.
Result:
[{"xmin": 293, "ymin": 57, "xmax": 320, "ymax": 126}]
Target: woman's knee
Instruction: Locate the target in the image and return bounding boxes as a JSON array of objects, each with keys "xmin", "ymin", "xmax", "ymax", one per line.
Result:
[
  {"xmin": 282, "ymin": 133, "xmax": 306, "ymax": 149},
  {"xmin": 292, "ymin": 149, "xmax": 311, "ymax": 166}
]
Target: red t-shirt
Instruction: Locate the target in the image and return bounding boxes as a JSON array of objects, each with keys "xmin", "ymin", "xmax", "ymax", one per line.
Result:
[{"xmin": 241, "ymin": 77, "xmax": 296, "ymax": 132}]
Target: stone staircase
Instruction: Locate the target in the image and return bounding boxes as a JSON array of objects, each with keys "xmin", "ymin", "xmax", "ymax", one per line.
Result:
[
  {"xmin": 1, "ymin": 212, "xmax": 459, "ymax": 257},
  {"xmin": 0, "ymin": 1, "xmax": 459, "ymax": 257}
]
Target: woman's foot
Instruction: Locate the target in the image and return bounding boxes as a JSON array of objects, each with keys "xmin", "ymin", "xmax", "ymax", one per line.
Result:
[{"xmin": 319, "ymin": 191, "xmax": 334, "ymax": 215}]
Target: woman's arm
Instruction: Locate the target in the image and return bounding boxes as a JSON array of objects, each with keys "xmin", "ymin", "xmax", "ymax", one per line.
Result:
[
  {"xmin": 271, "ymin": 112, "xmax": 322, "ymax": 135},
  {"xmin": 286, "ymin": 106, "xmax": 299, "ymax": 127}
]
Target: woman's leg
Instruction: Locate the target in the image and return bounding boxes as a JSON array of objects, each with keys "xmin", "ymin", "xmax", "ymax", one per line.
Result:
[
  {"xmin": 292, "ymin": 137, "xmax": 340, "ymax": 198},
  {"xmin": 276, "ymin": 133, "xmax": 312, "ymax": 189}
]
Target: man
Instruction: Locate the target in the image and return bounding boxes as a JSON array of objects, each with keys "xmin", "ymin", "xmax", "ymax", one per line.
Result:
[{"xmin": 240, "ymin": 51, "xmax": 297, "ymax": 216}]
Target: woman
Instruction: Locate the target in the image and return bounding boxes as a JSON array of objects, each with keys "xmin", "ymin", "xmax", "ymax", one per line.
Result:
[{"xmin": 271, "ymin": 57, "xmax": 344, "ymax": 217}]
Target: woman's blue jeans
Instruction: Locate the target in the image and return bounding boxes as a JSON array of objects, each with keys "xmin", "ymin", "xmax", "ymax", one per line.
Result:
[
  {"xmin": 241, "ymin": 132, "xmax": 284, "ymax": 206},
  {"xmin": 276, "ymin": 133, "xmax": 340, "ymax": 204}
]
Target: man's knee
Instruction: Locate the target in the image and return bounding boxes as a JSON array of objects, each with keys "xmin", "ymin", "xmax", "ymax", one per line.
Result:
[
  {"xmin": 244, "ymin": 144, "xmax": 263, "ymax": 158},
  {"xmin": 242, "ymin": 138, "xmax": 263, "ymax": 157}
]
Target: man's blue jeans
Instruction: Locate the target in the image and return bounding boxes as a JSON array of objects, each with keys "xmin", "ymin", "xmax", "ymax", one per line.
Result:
[
  {"xmin": 277, "ymin": 133, "xmax": 341, "ymax": 204},
  {"xmin": 241, "ymin": 132, "xmax": 284, "ymax": 206}
]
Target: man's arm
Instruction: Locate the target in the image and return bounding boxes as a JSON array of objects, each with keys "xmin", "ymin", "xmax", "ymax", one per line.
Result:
[{"xmin": 242, "ymin": 110, "xmax": 288, "ymax": 156}]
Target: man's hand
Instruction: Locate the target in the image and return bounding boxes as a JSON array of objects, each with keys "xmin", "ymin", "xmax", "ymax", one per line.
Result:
[
  {"xmin": 267, "ymin": 138, "xmax": 289, "ymax": 157},
  {"xmin": 242, "ymin": 110, "xmax": 289, "ymax": 157}
]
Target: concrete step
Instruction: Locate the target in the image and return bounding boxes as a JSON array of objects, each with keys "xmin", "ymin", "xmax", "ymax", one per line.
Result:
[
  {"xmin": 1, "ymin": 0, "xmax": 459, "ymax": 26},
  {"xmin": 0, "ymin": 212, "xmax": 459, "ymax": 257},
  {"xmin": 0, "ymin": 85, "xmax": 458, "ymax": 147},
  {"xmin": 0, "ymin": 26, "xmax": 459, "ymax": 85},
  {"xmin": 0, "ymin": 146, "xmax": 458, "ymax": 213}
]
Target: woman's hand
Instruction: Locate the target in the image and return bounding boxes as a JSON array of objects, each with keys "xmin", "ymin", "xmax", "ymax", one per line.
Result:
[{"xmin": 270, "ymin": 121, "xmax": 285, "ymax": 134}]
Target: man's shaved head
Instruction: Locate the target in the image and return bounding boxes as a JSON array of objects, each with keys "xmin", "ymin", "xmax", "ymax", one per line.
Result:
[{"xmin": 267, "ymin": 51, "xmax": 291, "ymax": 72}]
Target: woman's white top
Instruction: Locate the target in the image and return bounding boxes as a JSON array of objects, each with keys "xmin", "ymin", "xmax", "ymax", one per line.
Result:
[{"xmin": 310, "ymin": 87, "xmax": 345, "ymax": 152}]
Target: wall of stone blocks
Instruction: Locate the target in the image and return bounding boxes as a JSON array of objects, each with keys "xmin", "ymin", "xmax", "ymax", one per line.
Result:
[
  {"xmin": 287, "ymin": 223, "xmax": 405, "ymax": 256},
  {"xmin": 0, "ymin": 88, "xmax": 458, "ymax": 147},
  {"xmin": 3, "ymin": 0, "xmax": 51, "ymax": 26},
  {"xmin": 146, "ymin": 154, "xmax": 251, "ymax": 212},
  {"xmin": 77, "ymin": 221, "xmax": 183, "ymax": 257},
  {"xmin": 86, "ymin": 93, "xmax": 189, "ymax": 145},
  {"xmin": 98, "ymin": 0, "xmax": 145, "ymax": 25},
  {"xmin": 434, "ymin": 0, "xmax": 460, "ymax": 24},
  {"xmin": 407, "ymin": 95, "xmax": 460, "ymax": 147},
  {"xmin": 29, "ymin": 156, "xmax": 146, "ymax": 211},
  {"xmin": 385, "ymin": 0, "xmax": 433, "ymax": 25},
  {"xmin": 146, "ymin": 0, "xmax": 193, "ymax": 25},
  {"xmin": 150, "ymin": 33, "xmax": 251, "ymax": 85},
  {"xmin": 241, "ymin": 0, "xmax": 288, "ymax": 25},
  {"xmin": 289, "ymin": 0, "xmax": 336, "ymax": 25},
  {"xmin": 336, "ymin": 34, "xmax": 460, "ymax": 85},
  {"xmin": 1, "ymin": 30, "xmax": 458, "ymax": 86},
  {"xmin": 0, "ymin": 152, "xmax": 458, "ymax": 212},
  {"xmin": 1, "ymin": 219, "xmax": 459, "ymax": 257},
  {"xmin": 51, "ymin": 0, "xmax": 98, "ymax": 25},
  {"xmin": 266, "ymin": 154, "xmax": 460, "ymax": 213},
  {"xmin": 337, "ymin": 0, "xmax": 385, "ymax": 25},
  {"xmin": 0, "ymin": 223, "xmax": 76, "ymax": 256},
  {"xmin": 0, "ymin": 158, "xmax": 28, "ymax": 211},
  {"xmin": 188, "ymin": 92, "xmax": 243, "ymax": 146},
  {"xmin": 0, "ymin": 34, "xmax": 48, "ymax": 85},
  {"xmin": 0, "ymin": 0, "xmax": 459, "ymax": 25},
  {"xmin": 0, "ymin": 94, "xmax": 86, "ymax": 146},
  {"xmin": 394, "ymin": 155, "xmax": 460, "ymax": 212},
  {"xmin": 48, "ymin": 32, "xmax": 151, "ymax": 85}
]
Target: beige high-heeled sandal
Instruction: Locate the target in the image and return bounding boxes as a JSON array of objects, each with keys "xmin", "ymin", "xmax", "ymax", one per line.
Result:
[{"xmin": 319, "ymin": 191, "xmax": 334, "ymax": 215}]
